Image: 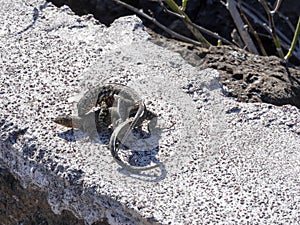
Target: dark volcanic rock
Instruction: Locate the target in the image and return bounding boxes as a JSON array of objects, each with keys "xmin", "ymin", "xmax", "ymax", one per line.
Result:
[
  {"xmin": 150, "ymin": 32, "xmax": 300, "ymax": 109},
  {"xmin": 201, "ymin": 46, "xmax": 300, "ymax": 108},
  {"xmin": 0, "ymin": 166, "xmax": 108, "ymax": 225}
]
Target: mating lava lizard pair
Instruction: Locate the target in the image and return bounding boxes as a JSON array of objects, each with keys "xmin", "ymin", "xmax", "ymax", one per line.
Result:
[{"xmin": 54, "ymin": 83, "xmax": 159, "ymax": 172}]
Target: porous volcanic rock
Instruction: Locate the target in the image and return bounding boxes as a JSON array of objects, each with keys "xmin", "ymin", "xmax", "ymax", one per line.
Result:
[{"xmin": 201, "ymin": 46, "xmax": 300, "ymax": 108}]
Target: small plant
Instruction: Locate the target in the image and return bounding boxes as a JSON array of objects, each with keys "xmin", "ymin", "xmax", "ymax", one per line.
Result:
[
  {"xmin": 113, "ymin": 0, "xmax": 300, "ymax": 65},
  {"xmin": 285, "ymin": 16, "xmax": 300, "ymax": 62},
  {"xmin": 159, "ymin": 0, "xmax": 211, "ymax": 47}
]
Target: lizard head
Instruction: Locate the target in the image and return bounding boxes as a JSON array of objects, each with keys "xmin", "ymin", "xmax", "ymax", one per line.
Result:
[{"xmin": 53, "ymin": 115, "xmax": 82, "ymax": 129}]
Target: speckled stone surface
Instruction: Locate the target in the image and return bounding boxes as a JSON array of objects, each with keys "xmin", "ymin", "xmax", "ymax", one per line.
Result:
[{"xmin": 1, "ymin": 0, "xmax": 300, "ymax": 224}]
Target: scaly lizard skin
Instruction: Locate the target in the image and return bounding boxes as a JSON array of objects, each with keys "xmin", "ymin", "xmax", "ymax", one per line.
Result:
[
  {"xmin": 54, "ymin": 83, "xmax": 159, "ymax": 172},
  {"xmin": 109, "ymin": 112, "xmax": 160, "ymax": 173},
  {"xmin": 54, "ymin": 83, "xmax": 144, "ymax": 132}
]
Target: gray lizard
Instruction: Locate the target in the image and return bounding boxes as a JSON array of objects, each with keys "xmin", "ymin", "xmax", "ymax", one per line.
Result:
[{"xmin": 54, "ymin": 83, "xmax": 159, "ymax": 172}]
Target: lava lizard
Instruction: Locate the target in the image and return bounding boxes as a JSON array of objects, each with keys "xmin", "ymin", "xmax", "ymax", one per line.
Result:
[{"xmin": 54, "ymin": 83, "xmax": 159, "ymax": 172}]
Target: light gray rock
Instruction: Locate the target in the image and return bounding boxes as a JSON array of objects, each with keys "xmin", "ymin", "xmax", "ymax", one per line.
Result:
[{"xmin": 1, "ymin": 0, "xmax": 299, "ymax": 224}]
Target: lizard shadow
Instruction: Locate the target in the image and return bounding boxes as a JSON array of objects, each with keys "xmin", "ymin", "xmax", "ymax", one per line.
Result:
[
  {"xmin": 117, "ymin": 162, "xmax": 167, "ymax": 182},
  {"xmin": 112, "ymin": 119, "xmax": 168, "ymax": 181},
  {"xmin": 17, "ymin": 2, "xmax": 49, "ymax": 35},
  {"xmin": 58, "ymin": 115, "xmax": 162, "ymax": 177},
  {"xmin": 54, "ymin": 86, "xmax": 166, "ymax": 179},
  {"xmin": 57, "ymin": 129, "xmax": 112, "ymax": 145},
  {"xmin": 57, "ymin": 126, "xmax": 167, "ymax": 181},
  {"xmin": 113, "ymin": 118, "xmax": 167, "ymax": 182}
]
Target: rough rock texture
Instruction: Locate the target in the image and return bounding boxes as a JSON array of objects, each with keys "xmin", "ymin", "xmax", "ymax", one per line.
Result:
[
  {"xmin": 1, "ymin": 0, "xmax": 300, "ymax": 225},
  {"xmin": 48, "ymin": 0, "xmax": 300, "ymax": 65},
  {"xmin": 150, "ymin": 34, "xmax": 300, "ymax": 109},
  {"xmin": 0, "ymin": 163, "xmax": 104, "ymax": 225},
  {"xmin": 202, "ymin": 46, "xmax": 300, "ymax": 107}
]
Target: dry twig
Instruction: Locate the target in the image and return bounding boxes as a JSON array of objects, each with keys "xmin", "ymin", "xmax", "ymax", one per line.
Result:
[
  {"xmin": 112, "ymin": 0, "xmax": 204, "ymax": 46},
  {"xmin": 159, "ymin": 0, "xmax": 233, "ymax": 45},
  {"xmin": 227, "ymin": 0, "xmax": 259, "ymax": 54},
  {"xmin": 258, "ymin": 0, "xmax": 284, "ymax": 58},
  {"xmin": 238, "ymin": 1, "xmax": 267, "ymax": 55},
  {"xmin": 161, "ymin": 0, "xmax": 211, "ymax": 47}
]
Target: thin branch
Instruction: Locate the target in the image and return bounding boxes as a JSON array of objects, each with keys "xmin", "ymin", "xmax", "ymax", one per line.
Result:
[
  {"xmin": 271, "ymin": 0, "xmax": 283, "ymax": 14},
  {"xmin": 159, "ymin": 0, "xmax": 233, "ymax": 45},
  {"xmin": 238, "ymin": 0, "xmax": 267, "ymax": 55},
  {"xmin": 185, "ymin": 19, "xmax": 234, "ymax": 45},
  {"xmin": 161, "ymin": 0, "xmax": 211, "ymax": 47},
  {"xmin": 285, "ymin": 16, "xmax": 300, "ymax": 61},
  {"xmin": 181, "ymin": 0, "xmax": 188, "ymax": 11},
  {"xmin": 112, "ymin": 0, "xmax": 204, "ymax": 46},
  {"xmin": 258, "ymin": 0, "xmax": 284, "ymax": 58},
  {"xmin": 227, "ymin": 0, "xmax": 259, "ymax": 54},
  {"xmin": 277, "ymin": 12, "xmax": 295, "ymax": 33},
  {"xmin": 231, "ymin": 29, "xmax": 244, "ymax": 48},
  {"xmin": 239, "ymin": 1, "xmax": 296, "ymax": 50}
]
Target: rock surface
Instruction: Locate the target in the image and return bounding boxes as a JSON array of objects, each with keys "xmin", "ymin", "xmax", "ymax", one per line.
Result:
[
  {"xmin": 1, "ymin": 0, "xmax": 300, "ymax": 225},
  {"xmin": 49, "ymin": 0, "xmax": 300, "ymax": 65},
  {"xmin": 150, "ymin": 33, "xmax": 300, "ymax": 109},
  {"xmin": 0, "ymin": 163, "xmax": 105, "ymax": 224},
  {"xmin": 202, "ymin": 46, "xmax": 300, "ymax": 107}
]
